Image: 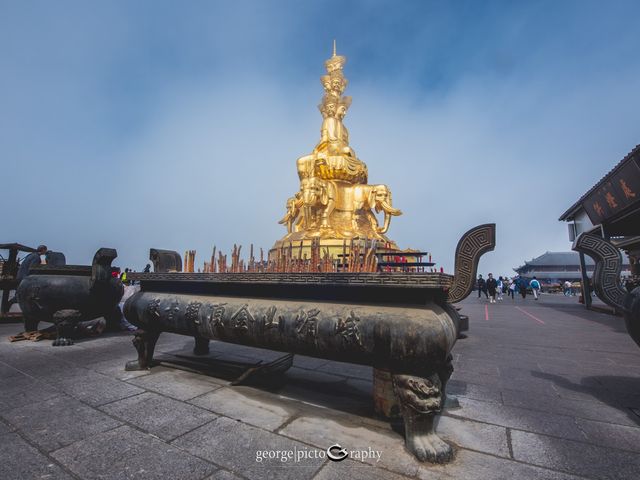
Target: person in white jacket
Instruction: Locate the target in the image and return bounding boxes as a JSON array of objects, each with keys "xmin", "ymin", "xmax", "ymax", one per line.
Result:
[
  {"xmin": 530, "ymin": 276, "xmax": 541, "ymax": 300},
  {"xmin": 496, "ymin": 276, "xmax": 504, "ymax": 301}
]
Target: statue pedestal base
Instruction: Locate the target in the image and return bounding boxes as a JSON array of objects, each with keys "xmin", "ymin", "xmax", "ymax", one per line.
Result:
[{"xmin": 269, "ymin": 237, "xmax": 401, "ymax": 271}]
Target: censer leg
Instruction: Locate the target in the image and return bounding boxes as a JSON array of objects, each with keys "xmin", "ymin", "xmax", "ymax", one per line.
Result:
[
  {"xmin": 392, "ymin": 371, "xmax": 453, "ymax": 463},
  {"xmin": 125, "ymin": 329, "xmax": 161, "ymax": 371},
  {"xmin": 193, "ymin": 335, "xmax": 210, "ymax": 356}
]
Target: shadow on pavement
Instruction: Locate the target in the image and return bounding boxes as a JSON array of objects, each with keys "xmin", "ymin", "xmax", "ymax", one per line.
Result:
[
  {"xmin": 535, "ymin": 298, "xmax": 628, "ymax": 334},
  {"xmin": 532, "ymin": 370, "xmax": 640, "ymax": 426}
]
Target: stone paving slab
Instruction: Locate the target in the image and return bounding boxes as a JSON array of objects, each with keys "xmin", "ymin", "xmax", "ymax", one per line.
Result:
[
  {"xmin": 52, "ymin": 425, "xmax": 217, "ymax": 479},
  {"xmin": 547, "ymin": 375, "xmax": 640, "ymax": 408},
  {"xmin": 1, "ymin": 294, "xmax": 639, "ymax": 479},
  {"xmin": 274, "ymin": 381, "xmax": 373, "ymax": 418},
  {"xmin": 87, "ymin": 357, "xmax": 153, "ymax": 380},
  {"xmin": 0, "ymin": 432, "xmax": 75, "ymax": 480},
  {"xmin": 54, "ymin": 370, "xmax": 145, "ymax": 406},
  {"xmin": 417, "ymin": 448, "xmax": 588, "ymax": 480},
  {"xmin": 575, "ymin": 417, "xmax": 640, "ymax": 453},
  {"xmin": 0, "ymin": 419, "xmax": 14, "ymax": 434},
  {"xmin": 204, "ymin": 470, "xmax": 245, "ymax": 480},
  {"xmin": 450, "ymin": 397, "xmax": 587, "ymax": 441},
  {"xmin": 0, "ymin": 348, "xmax": 84, "ymax": 380},
  {"xmin": 314, "ymin": 458, "xmax": 413, "ymax": 479},
  {"xmin": 279, "ymin": 415, "xmax": 420, "ymax": 477},
  {"xmin": 0, "ymin": 368, "xmax": 62, "ymax": 411},
  {"xmin": 604, "ymin": 351, "xmax": 640, "ymax": 368},
  {"xmin": 438, "ymin": 415, "xmax": 510, "ymax": 458},
  {"xmin": 447, "ymin": 379, "xmax": 503, "ymax": 404},
  {"xmin": 450, "ymin": 368, "xmax": 564, "ymax": 396},
  {"xmin": 100, "ymin": 391, "xmax": 217, "ymax": 441},
  {"xmin": 1, "ymin": 394, "xmax": 122, "ymax": 452},
  {"xmin": 0, "ymin": 362, "xmax": 24, "ymax": 378},
  {"xmin": 511, "ymin": 429, "xmax": 640, "ymax": 480},
  {"xmin": 43, "ymin": 334, "xmax": 136, "ymax": 365},
  {"xmin": 173, "ymin": 416, "xmax": 325, "ymax": 480},
  {"xmin": 500, "ymin": 387, "xmax": 638, "ymax": 427},
  {"xmin": 189, "ymin": 385, "xmax": 295, "ymax": 431},
  {"xmin": 127, "ymin": 367, "xmax": 224, "ymax": 400}
]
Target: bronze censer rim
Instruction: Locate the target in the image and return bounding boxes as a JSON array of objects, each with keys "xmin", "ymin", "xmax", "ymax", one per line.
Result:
[{"xmin": 128, "ymin": 271, "xmax": 453, "ymax": 289}]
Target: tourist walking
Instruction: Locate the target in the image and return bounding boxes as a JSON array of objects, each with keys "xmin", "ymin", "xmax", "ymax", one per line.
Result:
[
  {"xmin": 519, "ymin": 277, "xmax": 527, "ymax": 299},
  {"xmin": 496, "ymin": 276, "xmax": 504, "ymax": 301},
  {"xmin": 120, "ymin": 268, "xmax": 130, "ymax": 285},
  {"xmin": 530, "ymin": 276, "xmax": 541, "ymax": 300},
  {"xmin": 508, "ymin": 278, "xmax": 516, "ymax": 299},
  {"xmin": 486, "ymin": 273, "xmax": 498, "ymax": 303},
  {"xmin": 563, "ymin": 280, "xmax": 573, "ymax": 296},
  {"xmin": 477, "ymin": 275, "xmax": 488, "ymax": 299}
]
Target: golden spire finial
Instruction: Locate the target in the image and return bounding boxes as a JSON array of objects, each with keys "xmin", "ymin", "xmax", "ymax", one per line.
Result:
[{"xmin": 325, "ymin": 40, "xmax": 346, "ymax": 74}]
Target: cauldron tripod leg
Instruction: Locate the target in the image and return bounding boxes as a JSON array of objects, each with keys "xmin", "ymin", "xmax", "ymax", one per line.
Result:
[
  {"xmin": 392, "ymin": 370, "xmax": 453, "ymax": 463},
  {"xmin": 104, "ymin": 306, "xmax": 122, "ymax": 332},
  {"xmin": 125, "ymin": 330, "xmax": 160, "ymax": 371},
  {"xmin": 193, "ymin": 335, "xmax": 210, "ymax": 356},
  {"xmin": 52, "ymin": 310, "xmax": 83, "ymax": 347},
  {"xmin": 24, "ymin": 318, "xmax": 40, "ymax": 333}
]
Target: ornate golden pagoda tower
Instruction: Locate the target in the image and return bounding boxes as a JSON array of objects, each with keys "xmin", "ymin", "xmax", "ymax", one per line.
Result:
[{"xmin": 271, "ymin": 42, "xmax": 402, "ymax": 260}]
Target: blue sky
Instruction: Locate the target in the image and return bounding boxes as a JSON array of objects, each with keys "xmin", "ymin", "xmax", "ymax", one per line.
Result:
[{"xmin": 2, "ymin": 0, "xmax": 639, "ymax": 275}]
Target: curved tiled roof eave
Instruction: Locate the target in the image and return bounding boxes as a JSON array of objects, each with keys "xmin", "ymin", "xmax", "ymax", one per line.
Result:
[{"xmin": 558, "ymin": 143, "xmax": 640, "ymax": 221}]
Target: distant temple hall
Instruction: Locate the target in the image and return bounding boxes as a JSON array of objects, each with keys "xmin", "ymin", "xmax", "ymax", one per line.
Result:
[{"xmin": 513, "ymin": 251, "xmax": 631, "ymax": 285}]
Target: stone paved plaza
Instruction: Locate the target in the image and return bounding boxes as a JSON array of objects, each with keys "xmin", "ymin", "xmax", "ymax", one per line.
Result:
[{"xmin": 0, "ymin": 294, "xmax": 639, "ymax": 480}]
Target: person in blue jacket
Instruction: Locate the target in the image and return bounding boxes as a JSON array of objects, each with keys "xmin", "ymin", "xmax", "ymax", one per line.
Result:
[{"xmin": 519, "ymin": 277, "xmax": 528, "ymax": 299}]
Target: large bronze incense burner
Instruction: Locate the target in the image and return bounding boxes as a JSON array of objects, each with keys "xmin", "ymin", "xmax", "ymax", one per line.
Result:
[
  {"xmin": 17, "ymin": 248, "xmax": 123, "ymax": 345},
  {"xmin": 123, "ymin": 45, "xmax": 496, "ymax": 463},
  {"xmin": 124, "ymin": 224, "xmax": 494, "ymax": 463}
]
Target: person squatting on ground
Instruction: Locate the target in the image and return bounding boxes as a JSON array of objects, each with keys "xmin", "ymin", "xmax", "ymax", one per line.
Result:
[
  {"xmin": 530, "ymin": 276, "xmax": 541, "ymax": 300},
  {"xmin": 477, "ymin": 274, "xmax": 488, "ymax": 299},
  {"xmin": 486, "ymin": 273, "xmax": 498, "ymax": 303}
]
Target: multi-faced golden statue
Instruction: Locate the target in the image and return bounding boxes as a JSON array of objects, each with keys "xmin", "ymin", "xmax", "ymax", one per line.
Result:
[{"xmin": 273, "ymin": 42, "xmax": 402, "ymax": 257}]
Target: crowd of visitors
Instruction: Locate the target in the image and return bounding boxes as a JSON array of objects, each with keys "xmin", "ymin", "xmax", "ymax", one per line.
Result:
[{"xmin": 477, "ymin": 274, "xmax": 543, "ymax": 301}]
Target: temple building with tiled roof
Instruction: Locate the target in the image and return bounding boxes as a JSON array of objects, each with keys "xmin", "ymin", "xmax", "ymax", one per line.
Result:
[{"xmin": 514, "ymin": 251, "xmax": 630, "ymax": 285}]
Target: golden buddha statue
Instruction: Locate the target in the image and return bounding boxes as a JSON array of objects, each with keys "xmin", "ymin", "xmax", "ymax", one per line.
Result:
[{"xmin": 272, "ymin": 42, "xmax": 402, "ymax": 258}]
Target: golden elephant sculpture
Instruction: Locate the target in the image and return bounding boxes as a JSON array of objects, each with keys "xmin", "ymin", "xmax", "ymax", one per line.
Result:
[{"xmin": 347, "ymin": 183, "xmax": 402, "ymax": 234}]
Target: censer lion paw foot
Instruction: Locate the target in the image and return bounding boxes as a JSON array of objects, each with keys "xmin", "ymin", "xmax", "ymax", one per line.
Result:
[
  {"xmin": 405, "ymin": 429, "xmax": 453, "ymax": 463},
  {"xmin": 125, "ymin": 329, "xmax": 160, "ymax": 370},
  {"xmin": 392, "ymin": 372, "xmax": 454, "ymax": 463}
]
